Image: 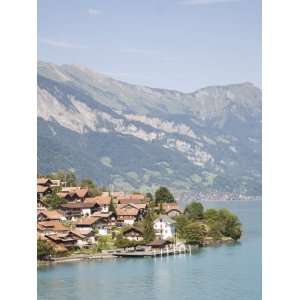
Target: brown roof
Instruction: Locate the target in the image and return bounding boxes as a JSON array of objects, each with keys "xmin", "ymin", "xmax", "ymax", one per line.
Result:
[
  {"xmin": 91, "ymin": 211, "xmax": 113, "ymax": 218},
  {"xmin": 119, "ymin": 203, "xmax": 147, "ymax": 210},
  {"xmin": 75, "ymin": 188, "xmax": 89, "ymax": 198},
  {"xmin": 129, "ymin": 194, "xmax": 145, "ymax": 201},
  {"xmin": 116, "ymin": 207, "xmax": 139, "ymax": 217},
  {"xmin": 61, "ymin": 186, "xmax": 81, "ymax": 192},
  {"xmin": 60, "ymin": 202, "xmax": 98, "ymax": 209},
  {"xmin": 147, "ymin": 239, "xmax": 172, "ymax": 246},
  {"xmin": 75, "ymin": 216, "xmax": 101, "ymax": 226},
  {"xmin": 111, "ymin": 192, "xmax": 125, "ymax": 198},
  {"xmin": 123, "ymin": 227, "xmax": 144, "ymax": 235},
  {"xmin": 56, "ymin": 191, "xmax": 72, "ymax": 199},
  {"xmin": 118, "ymin": 198, "xmax": 145, "ymax": 205},
  {"xmin": 37, "ymin": 185, "xmax": 50, "ymax": 193},
  {"xmin": 38, "ymin": 220, "xmax": 69, "ymax": 232},
  {"xmin": 72, "ymin": 228, "xmax": 93, "ymax": 236},
  {"xmin": 37, "ymin": 178, "xmax": 52, "ymax": 185},
  {"xmin": 162, "ymin": 203, "xmax": 183, "ymax": 213},
  {"xmin": 38, "ymin": 210, "xmax": 64, "ymax": 220},
  {"xmin": 85, "ymin": 195, "xmax": 111, "ymax": 205}
]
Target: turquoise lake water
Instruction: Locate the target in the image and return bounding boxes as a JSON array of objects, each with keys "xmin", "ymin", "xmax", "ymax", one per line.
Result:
[{"xmin": 38, "ymin": 201, "xmax": 261, "ymax": 300}]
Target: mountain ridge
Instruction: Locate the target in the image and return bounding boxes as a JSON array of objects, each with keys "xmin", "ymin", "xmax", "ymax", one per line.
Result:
[{"xmin": 37, "ymin": 61, "xmax": 261, "ymax": 196}]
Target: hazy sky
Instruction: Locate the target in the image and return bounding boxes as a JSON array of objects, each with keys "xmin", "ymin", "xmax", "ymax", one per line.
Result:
[{"xmin": 38, "ymin": 0, "xmax": 261, "ymax": 92}]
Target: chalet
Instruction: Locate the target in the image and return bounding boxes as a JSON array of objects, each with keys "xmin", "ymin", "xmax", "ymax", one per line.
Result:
[
  {"xmin": 37, "ymin": 185, "xmax": 51, "ymax": 199},
  {"xmin": 57, "ymin": 188, "xmax": 89, "ymax": 202},
  {"xmin": 75, "ymin": 216, "xmax": 108, "ymax": 235},
  {"xmin": 153, "ymin": 215, "xmax": 176, "ymax": 240},
  {"xmin": 37, "ymin": 220, "xmax": 69, "ymax": 235},
  {"xmin": 118, "ymin": 203, "xmax": 147, "ymax": 219},
  {"xmin": 72, "ymin": 228, "xmax": 96, "ymax": 245},
  {"xmin": 123, "ymin": 227, "xmax": 144, "ymax": 241},
  {"xmin": 91, "ymin": 211, "xmax": 115, "ymax": 226},
  {"xmin": 85, "ymin": 195, "xmax": 111, "ymax": 212},
  {"xmin": 37, "ymin": 209, "xmax": 65, "ymax": 222},
  {"xmin": 45, "ymin": 231, "xmax": 88, "ymax": 249},
  {"xmin": 116, "ymin": 207, "xmax": 140, "ymax": 226},
  {"xmin": 59, "ymin": 202, "xmax": 100, "ymax": 219},
  {"xmin": 162, "ymin": 203, "xmax": 183, "ymax": 217},
  {"xmin": 38, "ymin": 234, "xmax": 68, "ymax": 255}
]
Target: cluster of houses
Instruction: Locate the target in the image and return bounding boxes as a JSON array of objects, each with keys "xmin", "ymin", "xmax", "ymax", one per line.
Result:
[{"xmin": 37, "ymin": 177, "xmax": 183, "ymax": 255}]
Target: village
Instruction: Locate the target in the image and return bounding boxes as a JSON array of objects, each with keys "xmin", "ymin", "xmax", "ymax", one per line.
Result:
[{"xmin": 37, "ymin": 174, "xmax": 242, "ymax": 262}]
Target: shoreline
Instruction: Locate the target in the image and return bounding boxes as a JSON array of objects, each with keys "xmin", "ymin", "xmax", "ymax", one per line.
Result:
[
  {"xmin": 38, "ymin": 239, "xmax": 236, "ymax": 267},
  {"xmin": 38, "ymin": 253, "xmax": 117, "ymax": 267}
]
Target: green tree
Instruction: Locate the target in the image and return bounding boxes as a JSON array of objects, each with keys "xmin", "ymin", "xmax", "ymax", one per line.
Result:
[
  {"xmin": 175, "ymin": 214, "xmax": 191, "ymax": 239},
  {"xmin": 184, "ymin": 202, "xmax": 204, "ymax": 220},
  {"xmin": 44, "ymin": 191, "xmax": 67, "ymax": 209},
  {"xmin": 155, "ymin": 187, "xmax": 175, "ymax": 204},
  {"xmin": 37, "ymin": 239, "xmax": 55, "ymax": 260},
  {"xmin": 49, "ymin": 170, "xmax": 77, "ymax": 186},
  {"xmin": 218, "ymin": 208, "xmax": 242, "ymax": 240},
  {"xmin": 80, "ymin": 178, "xmax": 96, "ymax": 189},
  {"xmin": 115, "ymin": 234, "xmax": 133, "ymax": 249},
  {"xmin": 96, "ymin": 236, "xmax": 111, "ymax": 252},
  {"xmin": 184, "ymin": 222, "xmax": 207, "ymax": 245},
  {"xmin": 143, "ymin": 210, "xmax": 155, "ymax": 243},
  {"xmin": 203, "ymin": 208, "xmax": 219, "ymax": 222},
  {"xmin": 109, "ymin": 198, "xmax": 116, "ymax": 215}
]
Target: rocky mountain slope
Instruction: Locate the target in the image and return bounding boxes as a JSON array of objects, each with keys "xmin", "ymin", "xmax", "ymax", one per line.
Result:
[{"xmin": 37, "ymin": 62, "xmax": 261, "ymax": 195}]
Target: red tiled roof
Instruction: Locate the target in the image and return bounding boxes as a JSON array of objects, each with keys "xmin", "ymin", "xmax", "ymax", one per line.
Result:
[
  {"xmin": 38, "ymin": 220, "xmax": 69, "ymax": 232},
  {"xmin": 75, "ymin": 216, "xmax": 101, "ymax": 226},
  {"xmin": 116, "ymin": 207, "xmax": 139, "ymax": 217},
  {"xmin": 85, "ymin": 195, "xmax": 111, "ymax": 205},
  {"xmin": 75, "ymin": 188, "xmax": 89, "ymax": 198},
  {"xmin": 38, "ymin": 210, "xmax": 64, "ymax": 220}
]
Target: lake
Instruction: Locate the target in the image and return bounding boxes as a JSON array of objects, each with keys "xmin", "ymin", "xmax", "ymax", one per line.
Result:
[{"xmin": 38, "ymin": 200, "xmax": 261, "ymax": 300}]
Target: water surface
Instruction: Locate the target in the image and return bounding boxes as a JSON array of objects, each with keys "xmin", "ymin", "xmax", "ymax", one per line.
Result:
[{"xmin": 38, "ymin": 201, "xmax": 261, "ymax": 300}]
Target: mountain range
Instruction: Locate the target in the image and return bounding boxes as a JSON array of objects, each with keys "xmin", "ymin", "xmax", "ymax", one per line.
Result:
[{"xmin": 37, "ymin": 61, "xmax": 261, "ymax": 196}]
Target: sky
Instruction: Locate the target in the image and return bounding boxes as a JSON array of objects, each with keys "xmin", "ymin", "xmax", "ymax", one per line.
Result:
[{"xmin": 38, "ymin": 0, "xmax": 261, "ymax": 92}]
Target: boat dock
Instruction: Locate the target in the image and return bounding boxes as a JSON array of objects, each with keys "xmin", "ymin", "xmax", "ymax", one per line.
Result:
[{"xmin": 112, "ymin": 246, "xmax": 191, "ymax": 258}]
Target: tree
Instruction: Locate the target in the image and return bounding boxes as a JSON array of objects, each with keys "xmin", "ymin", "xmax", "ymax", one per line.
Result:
[
  {"xmin": 37, "ymin": 239, "xmax": 55, "ymax": 260},
  {"xmin": 184, "ymin": 222, "xmax": 207, "ymax": 245},
  {"xmin": 80, "ymin": 178, "xmax": 96, "ymax": 189},
  {"xmin": 44, "ymin": 191, "xmax": 67, "ymax": 209},
  {"xmin": 49, "ymin": 170, "xmax": 77, "ymax": 186},
  {"xmin": 184, "ymin": 202, "xmax": 204, "ymax": 220},
  {"xmin": 203, "ymin": 208, "xmax": 219, "ymax": 222},
  {"xmin": 96, "ymin": 236, "xmax": 111, "ymax": 252},
  {"xmin": 204, "ymin": 208, "xmax": 242, "ymax": 241},
  {"xmin": 155, "ymin": 187, "xmax": 175, "ymax": 204},
  {"xmin": 143, "ymin": 210, "xmax": 155, "ymax": 243},
  {"xmin": 175, "ymin": 215, "xmax": 191, "ymax": 239},
  {"xmin": 109, "ymin": 198, "xmax": 116, "ymax": 215},
  {"xmin": 218, "ymin": 208, "xmax": 242, "ymax": 240},
  {"xmin": 115, "ymin": 234, "xmax": 133, "ymax": 249}
]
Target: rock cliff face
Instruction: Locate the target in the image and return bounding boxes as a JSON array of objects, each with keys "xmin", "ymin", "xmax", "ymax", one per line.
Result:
[{"xmin": 37, "ymin": 62, "xmax": 261, "ymax": 195}]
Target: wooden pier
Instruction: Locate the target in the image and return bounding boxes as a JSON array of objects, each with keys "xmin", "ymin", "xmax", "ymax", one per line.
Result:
[{"xmin": 112, "ymin": 247, "xmax": 191, "ymax": 258}]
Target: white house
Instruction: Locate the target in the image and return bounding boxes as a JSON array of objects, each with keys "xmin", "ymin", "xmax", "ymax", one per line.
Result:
[{"xmin": 153, "ymin": 215, "xmax": 176, "ymax": 240}]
